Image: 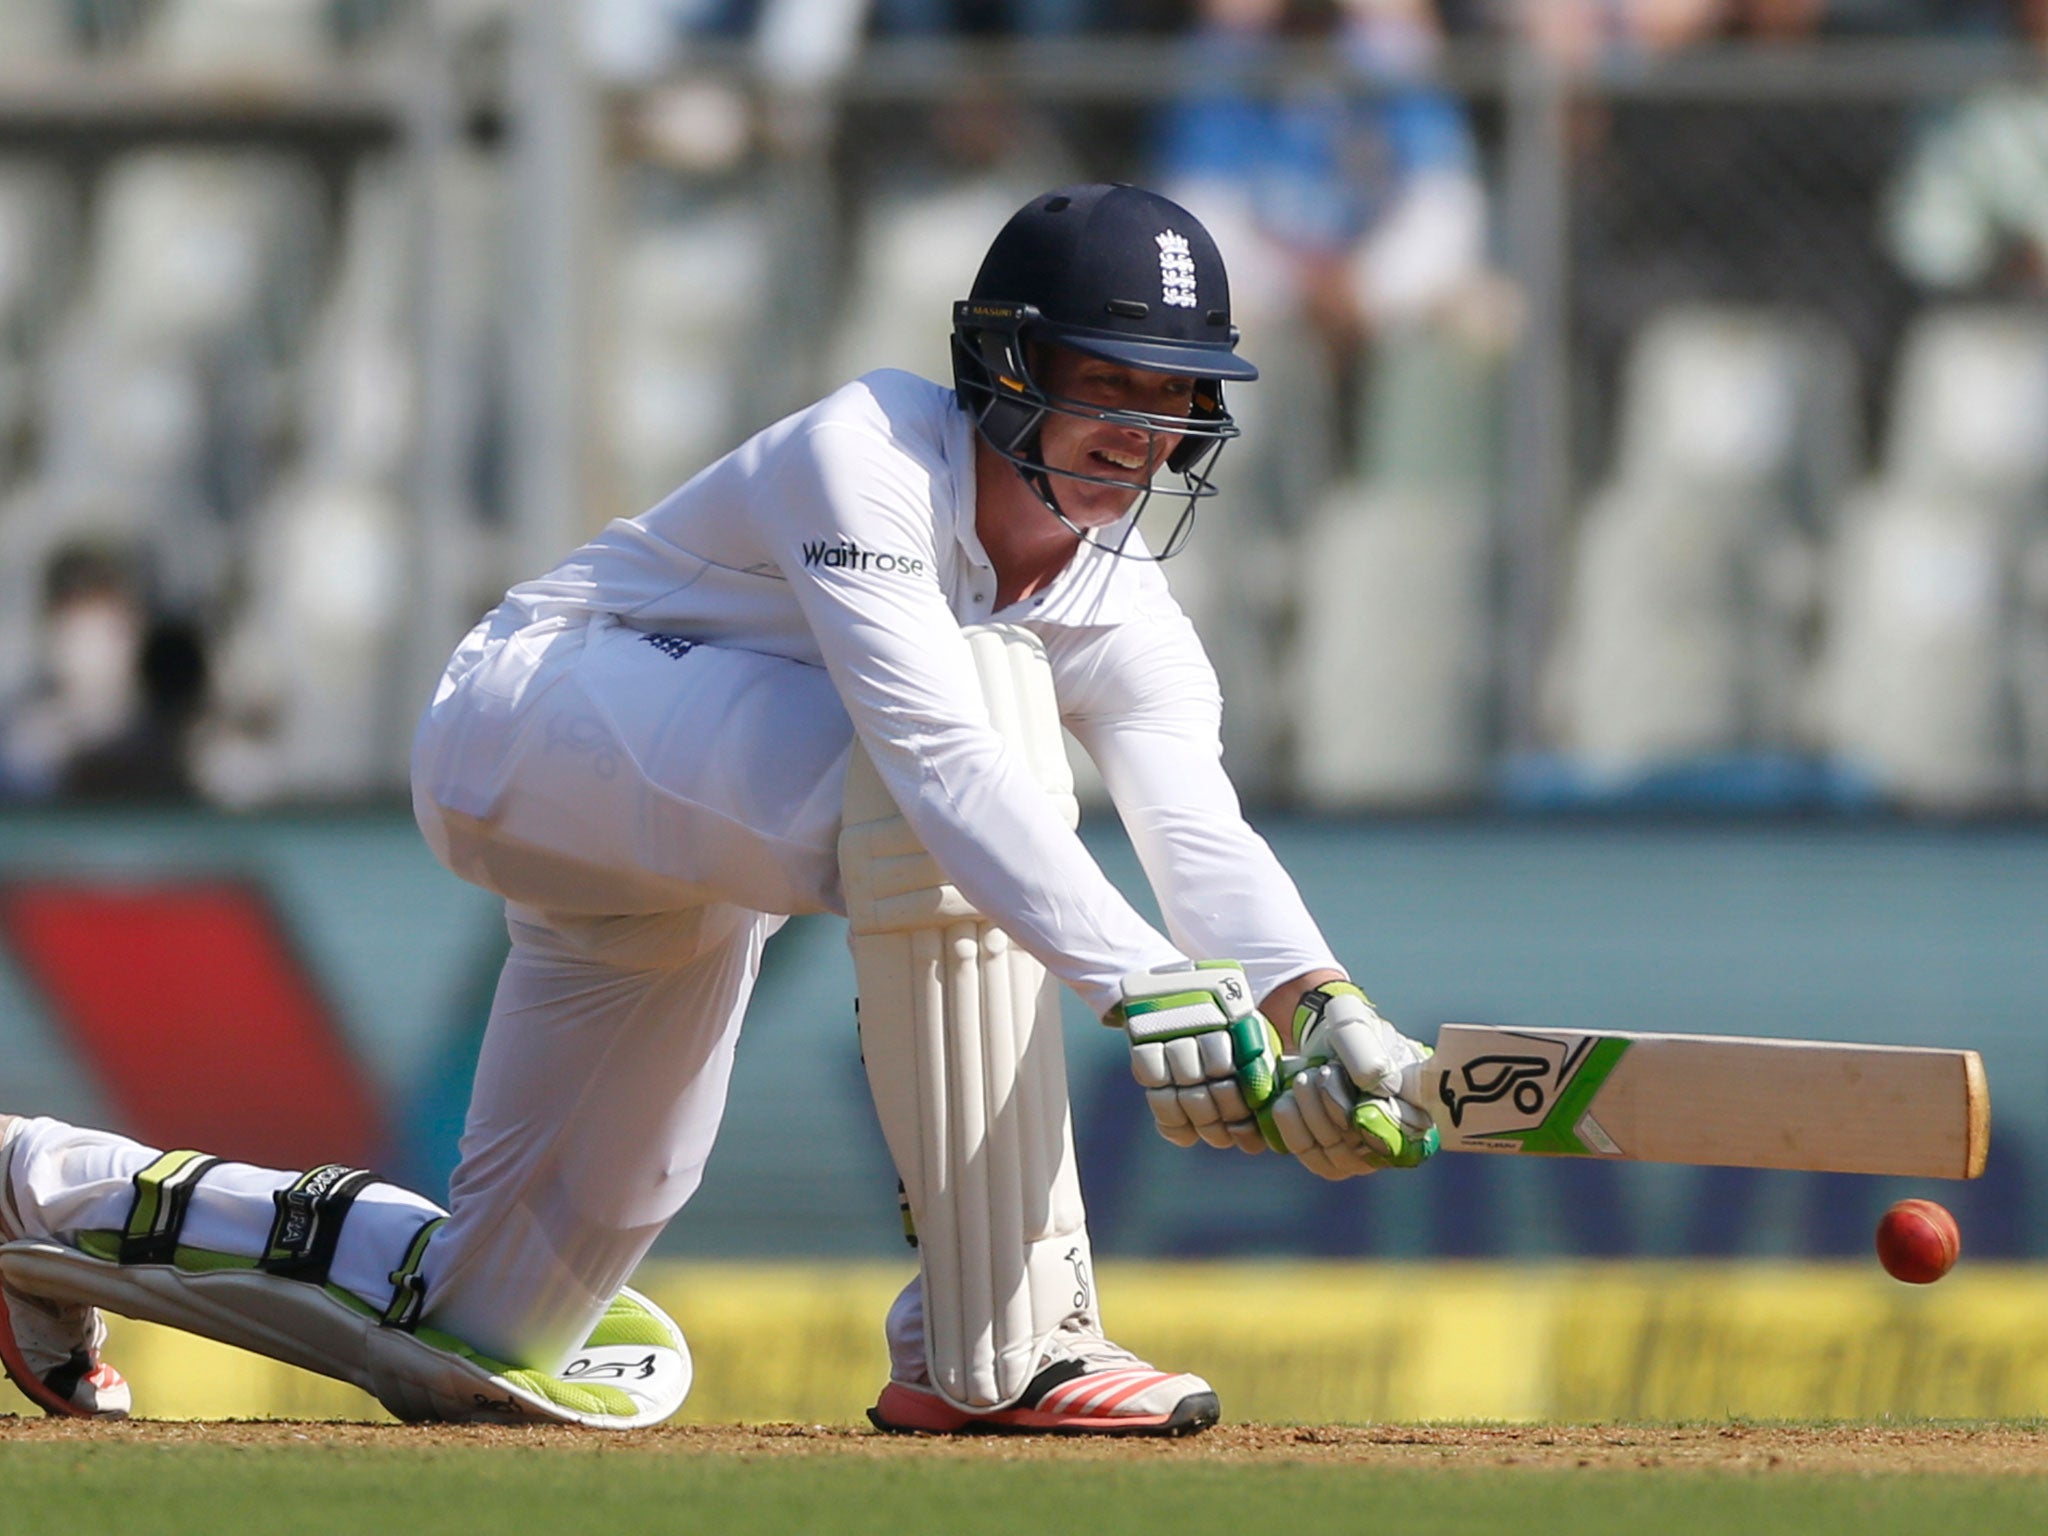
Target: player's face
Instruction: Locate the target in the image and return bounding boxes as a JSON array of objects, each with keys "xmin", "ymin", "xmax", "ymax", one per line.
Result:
[{"xmin": 1032, "ymin": 348, "xmax": 1193, "ymax": 529}]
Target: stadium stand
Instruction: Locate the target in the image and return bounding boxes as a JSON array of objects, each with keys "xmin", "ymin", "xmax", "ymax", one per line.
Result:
[
  {"xmin": 201, "ymin": 162, "xmax": 414, "ymax": 804},
  {"xmin": 1813, "ymin": 305, "xmax": 2048, "ymax": 810},
  {"xmin": 606, "ymin": 192, "xmax": 776, "ymax": 519},
  {"xmin": 137, "ymin": 0, "xmax": 336, "ymax": 71},
  {"xmin": 1292, "ymin": 332, "xmax": 1500, "ymax": 806},
  {"xmin": 1541, "ymin": 306, "xmax": 1858, "ymax": 790},
  {"xmin": 0, "ymin": 1, "xmax": 76, "ymax": 64}
]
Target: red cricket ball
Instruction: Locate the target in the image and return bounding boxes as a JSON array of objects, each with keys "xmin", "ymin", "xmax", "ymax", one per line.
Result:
[{"xmin": 1875, "ymin": 1198, "xmax": 1961, "ymax": 1284}]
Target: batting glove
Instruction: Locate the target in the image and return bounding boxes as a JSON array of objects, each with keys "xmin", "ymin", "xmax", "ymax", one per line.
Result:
[
  {"xmin": 1262, "ymin": 982, "xmax": 1439, "ymax": 1179},
  {"xmin": 1112, "ymin": 961, "xmax": 1280, "ymax": 1155}
]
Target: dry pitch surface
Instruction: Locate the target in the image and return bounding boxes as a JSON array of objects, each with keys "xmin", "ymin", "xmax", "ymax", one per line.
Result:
[{"xmin": 5, "ymin": 1418, "xmax": 2046, "ymax": 1473}]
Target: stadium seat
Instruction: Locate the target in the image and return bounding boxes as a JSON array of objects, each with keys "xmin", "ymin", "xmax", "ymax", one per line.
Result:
[
  {"xmin": 827, "ymin": 176, "xmax": 1057, "ymax": 387},
  {"xmin": 0, "ymin": 2, "xmax": 75, "ymax": 63},
  {"xmin": 196, "ymin": 156, "xmax": 501, "ymax": 803},
  {"xmin": 85, "ymin": 150, "xmax": 326, "ymax": 354},
  {"xmin": 1609, "ymin": 305, "xmax": 1857, "ymax": 499},
  {"xmin": 0, "ymin": 150, "xmax": 332, "ymax": 751},
  {"xmin": 0, "ymin": 160, "xmax": 73, "ymax": 329},
  {"xmin": 0, "ymin": 162, "xmax": 75, "ymax": 490},
  {"xmin": 203, "ymin": 478, "xmax": 410, "ymax": 802},
  {"xmin": 756, "ymin": 0, "xmax": 868, "ymax": 90},
  {"xmin": 1811, "ymin": 305, "xmax": 2048, "ymax": 810},
  {"xmin": 19, "ymin": 148, "xmax": 330, "ymax": 550},
  {"xmin": 1292, "ymin": 484, "xmax": 1492, "ymax": 806},
  {"xmin": 191, "ymin": 148, "xmax": 512, "ymax": 804},
  {"xmin": 1549, "ymin": 481, "xmax": 1819, "ymax": 772},
  {"xmin": 137, "ymin": 0, "xmax": 336, "ymax": 72},
  {"xmin": 1358, "ymin": 327, "xmax": 1501, "ymax": 494},
  {"xmin": 1812, "ymin": 485, "xmax": 2015, "ymax": 810},
  {"xmin": 35, "ymin": 324, "xmax": 212, "ymax": 493},
  {"xmin": 1280, "ymin": 326, "xmax": 1502, "ymax": 805},
  {"xmin": 1544, "ymin": 307, "xmax": 1856, "ymax": 780},
  {"xmin": 607, "ymin": 197, "xmax": 773, "ymax": 516},
  {"xmin": 1881, "ymin": 306, "xmax": 2048, "ymax": 505},
  {"xmin": 298, "ymin": 161, "xmax": 413, "ymax": 486}
]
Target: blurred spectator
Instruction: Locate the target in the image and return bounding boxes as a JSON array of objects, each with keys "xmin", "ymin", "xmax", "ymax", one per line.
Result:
[
  {"xmin": 64, "ymin": 618, "xmax": 209, "ymax": 802},
  {"xmin": 1886, "ymin": 0, "xmax": 2048, "ymax": 295},
  {"xmin": 1516, "ymin": 0, "xmax": 1718, "ymax": 67},
  {"xmin": 1156, "ymin": 0, "xmax": 1493, "ymax": 463},
  {"xmin": 583, "ymin": 0, "xmax": 760, "ymax": 80},
  {"xmin": 1159, "ymin": 0, "xmax": 1486, "ymax": 341},
  {"xmin": 0, "ymin": 543, "xmax": 206, "ymax": 803},
  {"xmin": 1147, "ymin": 0, "xmax": 1500, "ymax": 803},
  {"xmin": 1513, "ymin": 0, "xmax": 1981, "ymax": 61},
  {"xmin": 582, "ymin": 0, "xmax": 1110, "ymax": 84}
]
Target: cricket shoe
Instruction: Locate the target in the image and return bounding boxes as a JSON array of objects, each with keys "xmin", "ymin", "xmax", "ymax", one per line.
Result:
[
  {"xmin": 868, "ymin": 1328, "xmax": 1218, "ymax": 1437},
  {"xmin": 0, "ymin": 1117, "xmax": 130, "ymax": 1418},
  {"xmin": 0, "ymin": 1282, "xmax": 132, "ymax": 1418}
]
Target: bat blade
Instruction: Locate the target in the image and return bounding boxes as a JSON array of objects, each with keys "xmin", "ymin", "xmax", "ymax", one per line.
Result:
[{"xmin": 1398, "ymin": 1025, "xmax": 1989, "ymax": 1179}]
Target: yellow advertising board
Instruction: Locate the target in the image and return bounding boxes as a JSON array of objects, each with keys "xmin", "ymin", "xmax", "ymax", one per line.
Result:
[{"xmin": 5, "ymin": 1261, "xmax": 2043, "ymax": 1424}]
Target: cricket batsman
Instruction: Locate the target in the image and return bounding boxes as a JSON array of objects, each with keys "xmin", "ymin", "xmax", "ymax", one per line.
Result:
[{"xmin": 0, "ymin": 183, "xmax": 1438, "ymax": 1436}]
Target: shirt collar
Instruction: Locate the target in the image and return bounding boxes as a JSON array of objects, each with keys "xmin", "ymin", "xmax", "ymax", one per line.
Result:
[
  {"xmin": 946, "ymin": 399, "xmax": 1162, "ymax": 626},
  {"xmin": 944, "ymin": 404, "xmax": 994, "ymax": 572}
]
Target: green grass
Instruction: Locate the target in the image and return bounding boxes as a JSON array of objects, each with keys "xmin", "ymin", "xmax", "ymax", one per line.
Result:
[{"xmin": 3, "ymin": 1443, "xmax": 2047, "ymax": 1536}]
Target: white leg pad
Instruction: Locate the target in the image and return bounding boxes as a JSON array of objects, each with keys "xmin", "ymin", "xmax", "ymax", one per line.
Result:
[
  {"xmin": 842, "ymin": 624, "xmax": 1095, "ymax": 1412},
  {"xmin": 0, "ymin": 1238, "xmax": 690, "ymax": 1428}
]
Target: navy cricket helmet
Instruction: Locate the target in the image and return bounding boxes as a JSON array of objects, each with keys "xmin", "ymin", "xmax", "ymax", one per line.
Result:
[{"xmin": 952, "ymin": 183, "xmax": 1257, "ymax": 559}]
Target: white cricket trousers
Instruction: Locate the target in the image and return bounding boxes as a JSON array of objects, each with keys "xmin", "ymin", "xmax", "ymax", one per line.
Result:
[
  {"xmin": 4, "ymin": 609, "xmax": 860, "ymax": 1376},
  {"xmin": 410, "ymin": 608, "xmax": 857, "ymax": 1368}
]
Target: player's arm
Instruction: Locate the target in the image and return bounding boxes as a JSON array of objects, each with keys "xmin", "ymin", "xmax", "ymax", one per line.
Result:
[
  {"xmin": 1055, "ymin": 619, "xmax": 1437, "ymax": 1175},
  {"xmin": 1054, "ymin": 612, "xmax": 1335, "ymax": 998},
  {"xmin": 760, "ymin": 418, "xmax": 1183, "ymax": 1019}
]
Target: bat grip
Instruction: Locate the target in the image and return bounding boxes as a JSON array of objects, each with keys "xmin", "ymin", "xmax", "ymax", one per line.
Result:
[{"xmin": 1392, "ymin": 1059, "xmax": 1432, "ymax": 1110}]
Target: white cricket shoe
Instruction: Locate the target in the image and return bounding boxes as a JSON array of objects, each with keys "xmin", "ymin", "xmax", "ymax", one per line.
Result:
[
  {"xmin": 868, "ymin": 1326, "xmax": 1218, "ymax": 1437},
  {"xmin": 0, "ymin": 1284, "xmax": 133, "ymax": 1418},
  {"xmin": 0, "ymin": 1115, "xmax": 132, "ymax": 1418}
]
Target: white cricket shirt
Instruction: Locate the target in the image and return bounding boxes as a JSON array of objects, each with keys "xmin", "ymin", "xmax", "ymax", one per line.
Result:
[{"xmin": 500, "ymin": 370, "xmax": 1338, "ymax": 1016}]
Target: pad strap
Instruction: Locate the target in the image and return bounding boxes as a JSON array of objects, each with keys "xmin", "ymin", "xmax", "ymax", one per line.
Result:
[
  {"xmin": 118, "ymin": 1150, "xmax": 222, "ymax": 1266},
  {"xmin": 896, "ymin": 1178, "xmax": 917, "ymax": 1248},
  {"xmin": 381, "ymin": 1216, "xmax": 444, "ymax": 1331},
  {"xmin": 260, "ymin": 1164, "xmax": 381, "ymax": 1285}
]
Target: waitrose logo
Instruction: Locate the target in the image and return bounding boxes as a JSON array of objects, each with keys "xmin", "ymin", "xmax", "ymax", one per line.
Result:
[{"xmin": 800, "ymin": 540, "xmax": 928, "ymax": 577}]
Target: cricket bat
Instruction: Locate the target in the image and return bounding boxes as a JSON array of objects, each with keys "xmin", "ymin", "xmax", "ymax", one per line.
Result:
[{"xmin": 1394, "ymin": 1025, "xmax": 1990, "ymax": 1179}]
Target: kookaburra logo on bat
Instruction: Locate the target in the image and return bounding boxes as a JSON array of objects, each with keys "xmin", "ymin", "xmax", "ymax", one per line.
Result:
[{"xmin": 1436, "ymin": 1054, "xmax": 1555, "ymax": 1127}]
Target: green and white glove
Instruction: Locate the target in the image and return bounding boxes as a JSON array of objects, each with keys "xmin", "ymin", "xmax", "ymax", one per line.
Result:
[
  {"xmin": 1261, "ymin": 982, "xmax": 1439, "ymax": 1180},
  {"xmin": 1112, "ymin": 961, "xmax": 1280, "ymax": 1155}
]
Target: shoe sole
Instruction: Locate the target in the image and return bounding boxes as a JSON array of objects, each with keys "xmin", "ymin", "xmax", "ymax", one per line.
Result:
[{"xmin": 868, "ymin": 1386, "xmax": 1220, "ymax": 1438}]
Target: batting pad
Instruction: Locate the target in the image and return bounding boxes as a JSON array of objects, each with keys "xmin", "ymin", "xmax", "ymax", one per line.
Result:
[
  {"xmin": 842, "ymin": 625, "xmax": 1094, "ymax": 1412},
  {"xmin": 0, "ymin": 1238, "xmax": 691, "ymax": 1428}
]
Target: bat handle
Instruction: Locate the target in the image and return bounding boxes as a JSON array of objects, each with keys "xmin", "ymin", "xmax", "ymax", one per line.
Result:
[{"xmin": 1392, "ymin": 1059, "xmax": 1433, "ymax": 1111}]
